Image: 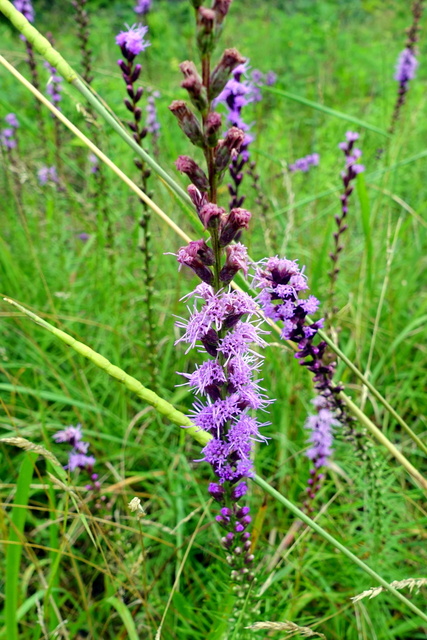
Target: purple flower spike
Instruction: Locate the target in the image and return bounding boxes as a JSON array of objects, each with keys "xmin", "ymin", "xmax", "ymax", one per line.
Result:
[
  {"xmin": 134, "ymin": 0, "xmax": 152, "ymax": 15},
  {"xmin": 37, "ymin": 166, "xmax": 58, "ymax": 186},
  {"xmin": 13, "ymin": 0, "xmax": 34, "ymax": 22},
  {"xmin": 289, "ymin": 153, "xmax": 320, "ymax": 173},
  {"xmin": 116, "ymin": 24, "xmax": 150, "ymax": 57},
  {"xmin": 5, "ymin": 113, "xmax": 19, "ymax": 128},
  {"xmin": 66, "ymin": 453, "xmax": 96, "ymax": 471},
  {"xmin": 395, "ymin": 48, "xmax": 418, "ymax": 86}
]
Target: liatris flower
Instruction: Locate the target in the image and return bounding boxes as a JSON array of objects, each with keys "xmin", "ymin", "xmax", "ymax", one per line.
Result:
[
  {"xmin": 44, "ymin": 61, "xmax": 63, "ymax": 109},
  {"xmin": 37, "ymin": 165, "xmax": 59, "ymax": 186},
  {"xmin": 389, "ymin": 0, "xmax": 424, "ymax": 133},
  {"xmin": 289, "ymin": 153, "xmax": 320, "ymax": 173},
  {"xmin": 5, "ymin": 113, "xmax": 19, "ymax": 128},
  {"xmin": 146, "ymin": 90, "xmax": 161, "ymax": 156},
  {"xmin": 53, "ymin": 424, "xmax": 96, "ymax": 470},
  {"xmin": 72, "ymin": 0, "xmax": 94, "ymax": 85},
  {"xmin": 116, "ymin": 23, "xmax": 151, "ymax": 58},
  {"xmin": 328, "ymin": 132, "xmax": 364, "ymax": 314},
  {"xmin": 0, "ymin": 127, "xmax": 17, "ymax": 150},
  {"xmin": 134, "ymin": 0, "xmax": 152, "ymax": 16},
  {"xmin": 13, "ymin": 0, "xmax": 34, "ymax": 25},
  {"xmin": 88, "ymin": 153, "xmax": 99, "ymax": 173}
]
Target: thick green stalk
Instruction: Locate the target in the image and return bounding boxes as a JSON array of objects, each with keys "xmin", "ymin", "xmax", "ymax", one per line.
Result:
[
  {"xmin": 3, "ymin": 298, "xmax": 210, "ymax": 447},
  {"xmin": 252, "ymin": 475, "xmax": 427, "ymax": 623}
]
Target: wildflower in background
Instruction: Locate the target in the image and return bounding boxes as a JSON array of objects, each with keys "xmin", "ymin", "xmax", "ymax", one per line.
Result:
[
  {"xmin": 289, "ymin": 153, "xmax": 320, "ymax": 173},
  {"xmin": 53, "ymin": 424, "xmax": 100, "ymax": 489},
  {"xmin": 0, "ymin": 127, "xmax": 17, "ymax": 150},
  {"xmin": 37, "ymin": 165, "xmax": 58, "ymax": 186},
  {"xmin": 328, "ymin": 132, "xmax": 364, "ymax": 314},
  {"xmin": 134, "ymin": 0, "xmax": 152, "ymax": 16},
  {"xmin": 116, "ymin": 24, "xmax": 157, "ymax": 387},
  {"xmin": 5, "ymin": 113, "xmax": 19, "ymax": 128},
  {"xmin": 13, "ymin": 0, "xmax": 34, "ymax": 26},
  {"xmin": 146, "ymin": 90, "xmax": 161, "ymax": 155},
  {"xmin": 88, "ymin": 153, "xmax": 99, "ymax": 173},
  {"xmin": 44, "ymin": 61, "xmax": 63, "ymax": 110},
  {"xmin": 389, "ymin": 0, "xmax": 424, "ymax": 132}
]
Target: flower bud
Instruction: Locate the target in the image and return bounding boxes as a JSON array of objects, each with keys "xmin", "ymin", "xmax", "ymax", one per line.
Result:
[
  {"xmin": 205, "ymin": 111, "xmax": 222, "ymax": 147},
  {"xmin": 169, "ymin": 100, "xmax": 205, "ymax": 147},
  {"xmin": 208, "ymin": 482, "xmax": 225, "ymax": 503},
  {"xmin": 176, "ymin": 156, "xmax": 210, "ymax": 192},
  {"xmin": 219, "ymin": 208, "xmax": 251, "ymax": 246},
  {"xmin": 196, "ymin": 7, "xmax": 216, "ymax": 55},
  {"xmin": 214, "ymin": 127, "xmax": 245, "ymax": 178},
  {"xmin": 198, "ymin": 203, "xmax": 225, "ymax": 229},
  {"xmin": 219, "ymin": 243, "xmax": 248, "ymax": 284},
  {"xmin": 188, "ymin": 184, "xmax": 209, "ymax": 214},
  {"xmin": 212, "ymin": 0, "xmax": 232, "ymax": 25},
  {"xmin": 209, "ymin": 48, "xmax": 246, "ymax": 100},
  {"xmin": 201, "ymin": 328, "xmax": 219, "ymax": 357},
  {"xmin": 180, "ymin": 63, "xmax": 208, "ymax": 113},
  {"xmin": 177, "ymin": 240, "xmax": 214, "ymax": 284}
]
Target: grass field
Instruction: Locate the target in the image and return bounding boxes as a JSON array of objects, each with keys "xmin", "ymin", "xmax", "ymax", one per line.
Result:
[{"xmin": 1, "ymin": 0, "xmax": 427, "ymax": 638}]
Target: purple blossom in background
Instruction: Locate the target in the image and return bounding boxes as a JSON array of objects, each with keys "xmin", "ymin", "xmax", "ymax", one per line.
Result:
[
  {"xmin": 53, "ymin": 424, "xmax": 100, "ymax": 488},
  {"xmin": 5, "ymin": 113, "xmax": 19, "ymax": 128},
  {"xmin": 53, "ymin": 424, "xmax": 83, "ymax": 447},
  {"xmin": 44, "ymin": 61, "xmax": 63, "ymax": 109},
  {"xmin": 66, "ymin": 452, "xmax": 96, "ymax": 471},
  {"xmin": 0, "ymin": 127, "xmax": 17, "ymax": 150},
  {"xmin": 134, "ymin": 0, "xmax": 152, "ymax": 15},
  {"xmin": 37, "ymin": 166, "xmax": 58, "ymax": 185},
  {"xmin": 305, "ymin": 396, "xmax": 339, "ymax": 468},
  {"xmin": 329, "ymin": 132, "xmax": 364, "ymax": 308},
  {"xmin": 88, "ymin": 153, "xmax": 99, "ymax": 173},
  {"xmin": 289, "ymin": 153, "xmax": 320, "ymax": 173},
  {"xmin": 215, "ymin": 62, "xmax": 276, "ymax": 210},
  {"xmin": 13, "ymin": 0, "xmax": 34, "ymax": 22},
  {"xmin": 116, "ymin": 23, "xmax": 150, "ymax": 57},
  {"xmin": 78, "ymin": 232, "xmax": 91, "ymax": 242},
  {"xmin": 395, "ymin": 47, "xmax": 418, "ymax": 87},
  {"xmin": 146, "ymin": 90, "xmax": 161, "ymax": 146}
]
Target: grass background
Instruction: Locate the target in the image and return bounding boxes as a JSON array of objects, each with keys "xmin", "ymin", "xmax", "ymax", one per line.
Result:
[{"xmin": 0, "ymin": 0, "xmax": 427, "ymax": 638}]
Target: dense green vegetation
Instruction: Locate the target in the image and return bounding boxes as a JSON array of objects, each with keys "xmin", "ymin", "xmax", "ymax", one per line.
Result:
[{"xmin": 1, "ymin": 1, "xmax": 426, "ymax": 638}]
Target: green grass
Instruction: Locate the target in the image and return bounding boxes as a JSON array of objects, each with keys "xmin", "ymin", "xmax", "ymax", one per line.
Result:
[{"xmin": 1, "ymin": 0, "xmax": 427, "ymax": 638}]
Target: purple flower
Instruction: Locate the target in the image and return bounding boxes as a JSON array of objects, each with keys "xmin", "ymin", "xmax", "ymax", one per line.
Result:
[
  {"xmin": 116, "ymin": 24, "xmax": 150, "ymax": 57},
  {"xmin": 305, "ymin": 396, "xmax": 339, "ymax": 470},
  {"xmin": 44, "ymin": 61, "xmax": 63, "ymax": 109},
  {"xmin": 13, "ymin": 0, "xmax": 34, "ymax": 22},
  {"xmin": 37, "ymin": 166, "xmax": 58, "ymax": 185},
  {"xmin": 146, "ymin": 91, "xmax": 160, "ymax": 139},
  {"xmin": 66, "ymin": 453, "xmax": 96, "ymax": 471},
  {"xmin": 0, "ymin": 128, "xmax": 17, "ymax": 149},
  {"xmin": 289, "ymin": 153, "xmax": 320, "ymax": 173},
  {"xmin": 78, "ymin": 232, "xmax": 91, "ymax": 242},
  {"xmin": 134, "ymin": 0, "xmax": 152, "ymax": 15},
  {"xmin": 395, "ymin": 48, "xmax": 418, "ymax": 86},
  {"xmin": 5, "ymin": 113, "xmax": 19, "ymax": 128},
  {"xmin": 88, "ymin": 153, "xmax": 99, "ymax": 173},
  {"xmin": 53, "ymin": 425, "xmax": 83, "ymax": 447}
]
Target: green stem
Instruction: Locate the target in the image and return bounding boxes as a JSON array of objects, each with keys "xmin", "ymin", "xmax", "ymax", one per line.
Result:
[{"xmin": 252, "ymin": 474, "xmax": 427, "ymax": 623}]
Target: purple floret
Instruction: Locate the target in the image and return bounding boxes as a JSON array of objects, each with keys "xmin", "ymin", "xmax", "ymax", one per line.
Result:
[
  {"xmin": 5, "ymin": 113, "xmax": 19, "ymax": 128},
  {"xmin": 13, "ymin": 0, "xmax": 34, "ymax": 22},
  {"xmin": 134, "ymin": 0, "xmax": 152, "ymax": 15},
  {"xmin": 395, "ymin": 48, "xmax": 418, "ymax": 85},
  {"xmin": 116, "ymin": 24, "xmax": 150, "ymax": 56}
]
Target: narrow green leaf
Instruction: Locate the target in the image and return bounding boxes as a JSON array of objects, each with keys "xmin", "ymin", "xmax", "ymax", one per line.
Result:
[
  {"xmin": 5, "ymin": 452, "xmax": 37, "ymax": 640},
  {"xmin": 105, "ymin": 597, "xmax": 139, "ymax": 640}
]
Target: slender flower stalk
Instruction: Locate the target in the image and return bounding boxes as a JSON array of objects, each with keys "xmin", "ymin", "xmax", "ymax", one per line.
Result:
[
  {"xmin": 288, "ymin": 152, "xmax": 319, "ymax": 173},
  {"xmin": 116, "ymin": 24, "xmax": 158, "ymax": 387},
  {"xmin": 44, "ymin": 42, "xmax": 64, "ymax": 177},
  {"xmin": 389, "ymin": 0, "xmax": 424, "ymax": 133},
  {"xmin": 328, "ymin": 132, "xmax": 364, "ymax": 317},
  {"xmin": 145, "ymin": 89, "xmax": 161, "ymax": 158},
  {"xmin": 13, "ymin": 0, "xmax": 46, "ymax": 138},
  {"xmin": 72, "ymin": 0, "xmax": 93, "ymax": 85}
]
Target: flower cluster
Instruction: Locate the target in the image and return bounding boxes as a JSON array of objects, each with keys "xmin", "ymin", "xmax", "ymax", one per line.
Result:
[
  {"xmin": 253, "ymin": 257, "xmax": 346, "ymax": 499},
  {"xmin": 329, "ymin": 132, "xmax": 364, "ymax": 307},
  {"xmin": 44, "ymin": 61, "xmax": 63, "ymax": 110},
  {"xmin": 289, "ymin": 153, "xmax": 320, "ymax": 173},
  {"xmin": 134, "ymin": 0, "xmax": 152, "ymax": 16},
  {"xmin": 37, "ymin": 165, "xmax": 58, "ymax": 186},
  {"xmin": 0, "ymin": 113, "xmax": 19, "ymax": 150},
  {"xmin": 13, "ymin": 0, "xmax": 34, "ymax": 23},
  {"xmin": 395, "ymin": 48, "xmax": 419, "ymax": 87},
  {"xmin": 53, "ymin": 424, "xmax": 96, "ymax": 472},
  {"xmin": 146, "ymin": 90, "xmax": 161, "ymax": 145}
]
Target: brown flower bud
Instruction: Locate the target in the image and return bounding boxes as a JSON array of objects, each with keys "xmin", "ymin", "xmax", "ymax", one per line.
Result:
[
  {"xmin": 205, "ymin": 111, "xmax": 222, "ymax": 147},
  {"xmin": 219, "ymin": 207, "xmax": 251, "ymax": 246},
  {"xmin": 197, "ymin": 7, "xmax": 216, "ymax": 55},
  {"xmin": 198, "ymin": 203, "xmax": 226, "ymax": 229},
  {"xmin": 187, "ymin": 184, "xmax": 209, "ymax": 214},
  {"xmin": 219, "ymin": 243, "xmax": 249, "ymax": 285},
  {"xmin": 214, "ymin": 127, "xmax": 245, "ymax": 177},
  {"xmin": 209, "ymin": 48, "xmax": 246, "ymax": 100},
  {"xmin": 176, "ymin": 156, "xmax": 210, "ymax": 192},
  {"xmin": 180, "ymin": 62, "xmax": 208, "ymax": 113},
  {"xmin": 212, "ymin": 0, "xmax": 232, "ymax": 24},
  {"xmin": 169, "ymin": 100, "xmax": 205, "ymax": 148},
  {"xmin": 177, "ymin": 240, "xmax": 214, "ymax": 284}
]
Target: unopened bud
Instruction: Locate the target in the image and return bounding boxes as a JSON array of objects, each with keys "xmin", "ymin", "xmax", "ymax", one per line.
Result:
[
  {"xmin": 212, "ymin": 0, "xmax": 232, "ymax": 24},
  {"xmin": 205, "ymin": 111, "xmax": 222, "ymax": 147},
  {"xmin": 198, "ymin": 203, "xmax": 225, "ymax": 229},
  {"xmin": 197, "ymin": 7, "xmax": 216, "ymax": 55},
  {"xmin": 188, "ymin": 184, "xmax": 209, "ymax": 214},
  {"xmin": 209, "ymin": 48, "xmax": 246, "ymax": 100},
  {"xmin": 176, "ymin": 155, "xmax": 210, "ymax": 192},
  {"xmin": 219, "ymin": 208, "xmax": 251, "ymax": 246},
  {"xmin": 169, "ymin": 100, "xmax": 205, "ymax": 147},
  {"xmin": 219, "ymin": 243, "xmax": 248, "ymax": 284},
  {"xmin": 177, "ymin": 239, "xmax": 214, "ymax": 284},
  {"xmin": 214, "ymin": 127, "xmax": 245, "ymax": 177},
  {"xmin": 180, "ymin": 64, "xmax": 208, "ymax": 114}
]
